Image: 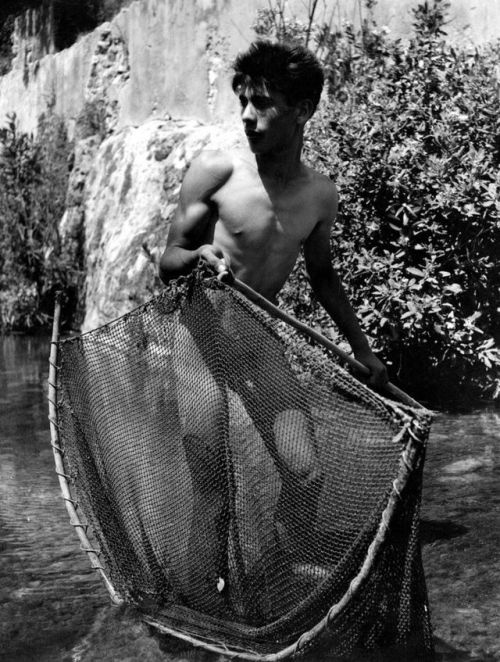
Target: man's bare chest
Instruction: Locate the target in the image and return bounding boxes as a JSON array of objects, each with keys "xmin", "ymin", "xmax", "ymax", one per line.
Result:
[{"xmin": 212, "ymin": 176, "xmax": 319, "ymax": 245}]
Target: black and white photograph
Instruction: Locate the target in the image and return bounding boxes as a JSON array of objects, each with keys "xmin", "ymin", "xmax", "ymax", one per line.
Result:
[{"xmin": 0, "ymin": 1, "xmax": 498, "ymax": 660}]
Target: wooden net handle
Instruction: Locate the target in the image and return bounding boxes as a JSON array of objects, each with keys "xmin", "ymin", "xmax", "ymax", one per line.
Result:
[{"xmin": 229, "ymin": 277, "xmax": 424, "ymax": 410}]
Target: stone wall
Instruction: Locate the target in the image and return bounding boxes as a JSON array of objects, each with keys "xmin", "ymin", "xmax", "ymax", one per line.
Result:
[{"xmin": 0, "ymin": 0, "xmax": 258, "ymax": 136}]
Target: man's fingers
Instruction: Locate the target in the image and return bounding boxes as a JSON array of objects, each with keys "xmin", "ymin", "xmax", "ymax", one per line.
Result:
[
  {"xmin": 355, "ymin": 353, "xmax": 388, "ymax": 388},
  {"xmin": 199, "ymin": 246, "xmax": 230, "ymax": 278},
  {"xmin": 216, "ymin": 259, "xmax": 227, "ymax": 274},
  {"xmin": 216, "ymin": 261, "xmax": 229, "ymax": 281}
]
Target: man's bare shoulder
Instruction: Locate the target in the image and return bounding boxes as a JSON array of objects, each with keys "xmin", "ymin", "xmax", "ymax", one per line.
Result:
[
  {"xmin": 184, "ymin": 149, "xmax": 234, "ymax": 195},
  {"xmin": 304, "ymin": 165, "xmax": 338, "ymax": 215}
]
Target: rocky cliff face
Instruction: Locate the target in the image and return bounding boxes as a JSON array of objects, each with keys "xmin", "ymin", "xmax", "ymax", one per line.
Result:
[{"xmin": 66, "ymin": 118, "xmax": 243, "ymax": 332}]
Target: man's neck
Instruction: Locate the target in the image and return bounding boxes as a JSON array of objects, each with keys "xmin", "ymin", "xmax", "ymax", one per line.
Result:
[{"xmin": 255, "ymin": 137, "xmax": 303, "ymax": 184}]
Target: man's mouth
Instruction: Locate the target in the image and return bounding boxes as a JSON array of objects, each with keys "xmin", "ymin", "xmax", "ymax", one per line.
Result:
[{"xmin": 245, "ymin": 130, "xmax": 260, "ymax": 140}]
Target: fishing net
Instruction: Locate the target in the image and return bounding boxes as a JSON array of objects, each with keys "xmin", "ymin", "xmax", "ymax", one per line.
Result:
[{"xmin": 53, "ymin": 270, "xmax": 434, "ymax": 660}]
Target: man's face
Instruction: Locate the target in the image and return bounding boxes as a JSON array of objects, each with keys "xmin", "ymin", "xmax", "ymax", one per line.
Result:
[{"xmin": 236, "ymin": 84, "xmax": 299, "ymax": 155}]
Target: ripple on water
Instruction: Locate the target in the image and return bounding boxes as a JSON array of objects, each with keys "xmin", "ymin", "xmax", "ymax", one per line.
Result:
[
  {"xmin": 1, "ymin": 336, "xmax": 499, "ymax": 661},
  {"xmin": 422, "ymin": 410, "xmax": 500, "ymax": 661},
  {"xmin": 0, "ymin": 336, "xmax": 105, "ymax": 661}
]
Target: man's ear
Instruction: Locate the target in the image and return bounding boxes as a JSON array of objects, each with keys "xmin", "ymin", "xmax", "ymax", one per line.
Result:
[{"xmin": 295, "ymin": 99, "xmax": 314, "ymax": 125}]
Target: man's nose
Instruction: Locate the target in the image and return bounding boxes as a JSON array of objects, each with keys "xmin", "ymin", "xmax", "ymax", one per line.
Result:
[{"xmin": 241, "ymin": 103, "xmax": 257, "ymax": 124}]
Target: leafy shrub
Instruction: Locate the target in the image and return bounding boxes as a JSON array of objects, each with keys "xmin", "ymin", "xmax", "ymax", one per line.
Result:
[
  {"xmin": 0, "ymin": 15, "xmax": 15, "ymax": 76},
  {"xmin": 0, "ymin": 112, "xmax": 77, "ymax": 331},
  {"xmin": 261, "ymin": 1, "xmax": 500, "ymax": 407}
]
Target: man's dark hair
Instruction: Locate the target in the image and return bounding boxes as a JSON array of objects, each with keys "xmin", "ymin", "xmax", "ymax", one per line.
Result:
[{"xmin": 232, "ymin": 41, "xmax": 324, "ymax": 112}]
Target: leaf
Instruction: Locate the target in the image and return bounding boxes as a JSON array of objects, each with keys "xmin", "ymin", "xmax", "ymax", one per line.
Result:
[
  {"xmin": 444, "ymin": 283, "xmax": 463, "ymax": 294},
  {"xmin": 406, "ymin": 267, "xmax": 425, "ymax": 277}
]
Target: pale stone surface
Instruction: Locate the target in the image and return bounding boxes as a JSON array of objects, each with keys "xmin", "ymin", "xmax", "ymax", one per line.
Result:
[
  {"xmin": 0, "ymin": 30, "xmax": 99, "ymax": 137},
  {"xmin": 0, "ymin": 0, "xmax": 257, "ymax": 136},
  {"xmin": 81, "ymin": 119, "xmax": 245, "ymax": 332}
]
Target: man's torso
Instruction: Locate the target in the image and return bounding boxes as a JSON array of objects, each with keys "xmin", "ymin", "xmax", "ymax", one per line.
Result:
[{"xmin": 205, "ymin": 150, "xmax": 332, "ymax": 300}]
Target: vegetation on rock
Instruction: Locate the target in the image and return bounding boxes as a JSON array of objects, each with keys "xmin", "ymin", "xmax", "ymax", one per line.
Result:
[
  {"xmin": 0, "ymin": 112, "xmax": 77, "ymax": 331},
  {"xmin": 0, "ymin": 15, "xmax": 15, "ymax": 76}
]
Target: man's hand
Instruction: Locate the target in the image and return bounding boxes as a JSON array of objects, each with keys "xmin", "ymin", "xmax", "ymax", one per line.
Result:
[
  {"xmin": 198, "ymin": 244, "xmax": 230, "ymax": 280},
  {"xmin": 353, "ymin": 347, "xmax": 388, "ymax": 389}
]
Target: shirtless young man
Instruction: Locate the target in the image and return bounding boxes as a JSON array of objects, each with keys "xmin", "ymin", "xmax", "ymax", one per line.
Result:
[
  {"xmin": 159, "ymin": 41, "xmax": 387, "ymax": 616},
  {"xmin": 160, "ymin": 41, "xmax": 385, "ymax": 384}
]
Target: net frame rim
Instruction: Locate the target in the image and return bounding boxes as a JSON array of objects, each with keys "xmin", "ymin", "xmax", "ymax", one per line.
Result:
[
  {"xmin": 48, "ymin": 280, "xmax": 434, "ymax": 659},
  {"xmin": 48, "ymin": 294, "xmax": 124, "ymax": 606}
]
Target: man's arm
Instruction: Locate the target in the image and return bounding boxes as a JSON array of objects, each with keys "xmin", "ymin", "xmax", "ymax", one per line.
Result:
[
  {"xmin": 303, "ymin": 184, "xmax": 387, "ymax": 386},
  {"xmin": 159, "ymin": 151, "xmax": 232, "ymax": 283}
]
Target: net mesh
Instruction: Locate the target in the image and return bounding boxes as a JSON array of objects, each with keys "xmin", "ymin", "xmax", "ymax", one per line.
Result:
[{"xmin": 56, "ymin": 271, "xmax": 434, "ymax": 660}]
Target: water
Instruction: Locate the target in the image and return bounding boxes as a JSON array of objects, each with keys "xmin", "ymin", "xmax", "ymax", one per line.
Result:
[{"xmin": 0, "ymin": 335, "xmax": 499, "ymax": 661}]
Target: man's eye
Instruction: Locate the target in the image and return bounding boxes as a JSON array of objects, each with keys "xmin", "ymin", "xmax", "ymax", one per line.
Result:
[{"xmin": 253, "ymin": 99, "xmax": 272, "ymax": 110}]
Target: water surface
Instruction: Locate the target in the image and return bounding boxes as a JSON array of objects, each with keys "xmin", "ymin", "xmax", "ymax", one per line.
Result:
[{"xmin": 0, "ymin": 335, "xmax": 498, "ymax": 661}]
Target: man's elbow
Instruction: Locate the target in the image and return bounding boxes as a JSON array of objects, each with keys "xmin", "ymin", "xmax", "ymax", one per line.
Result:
[
  {"xmin": 159, "ymin": 246, "xmax": 198, "ymax": 284},
  {"xmin": 159, "ymin": 249, "xmax": 175, "ymax": 285}
]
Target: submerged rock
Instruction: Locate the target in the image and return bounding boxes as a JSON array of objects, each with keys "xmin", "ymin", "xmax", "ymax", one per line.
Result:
[
  {"xmin": 441, "ymin": 446, "xmax": 494, "ymax": 476},
  {"xmin": 439, "ymin": 445, "xmax": 494, "ymax": 483}
]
